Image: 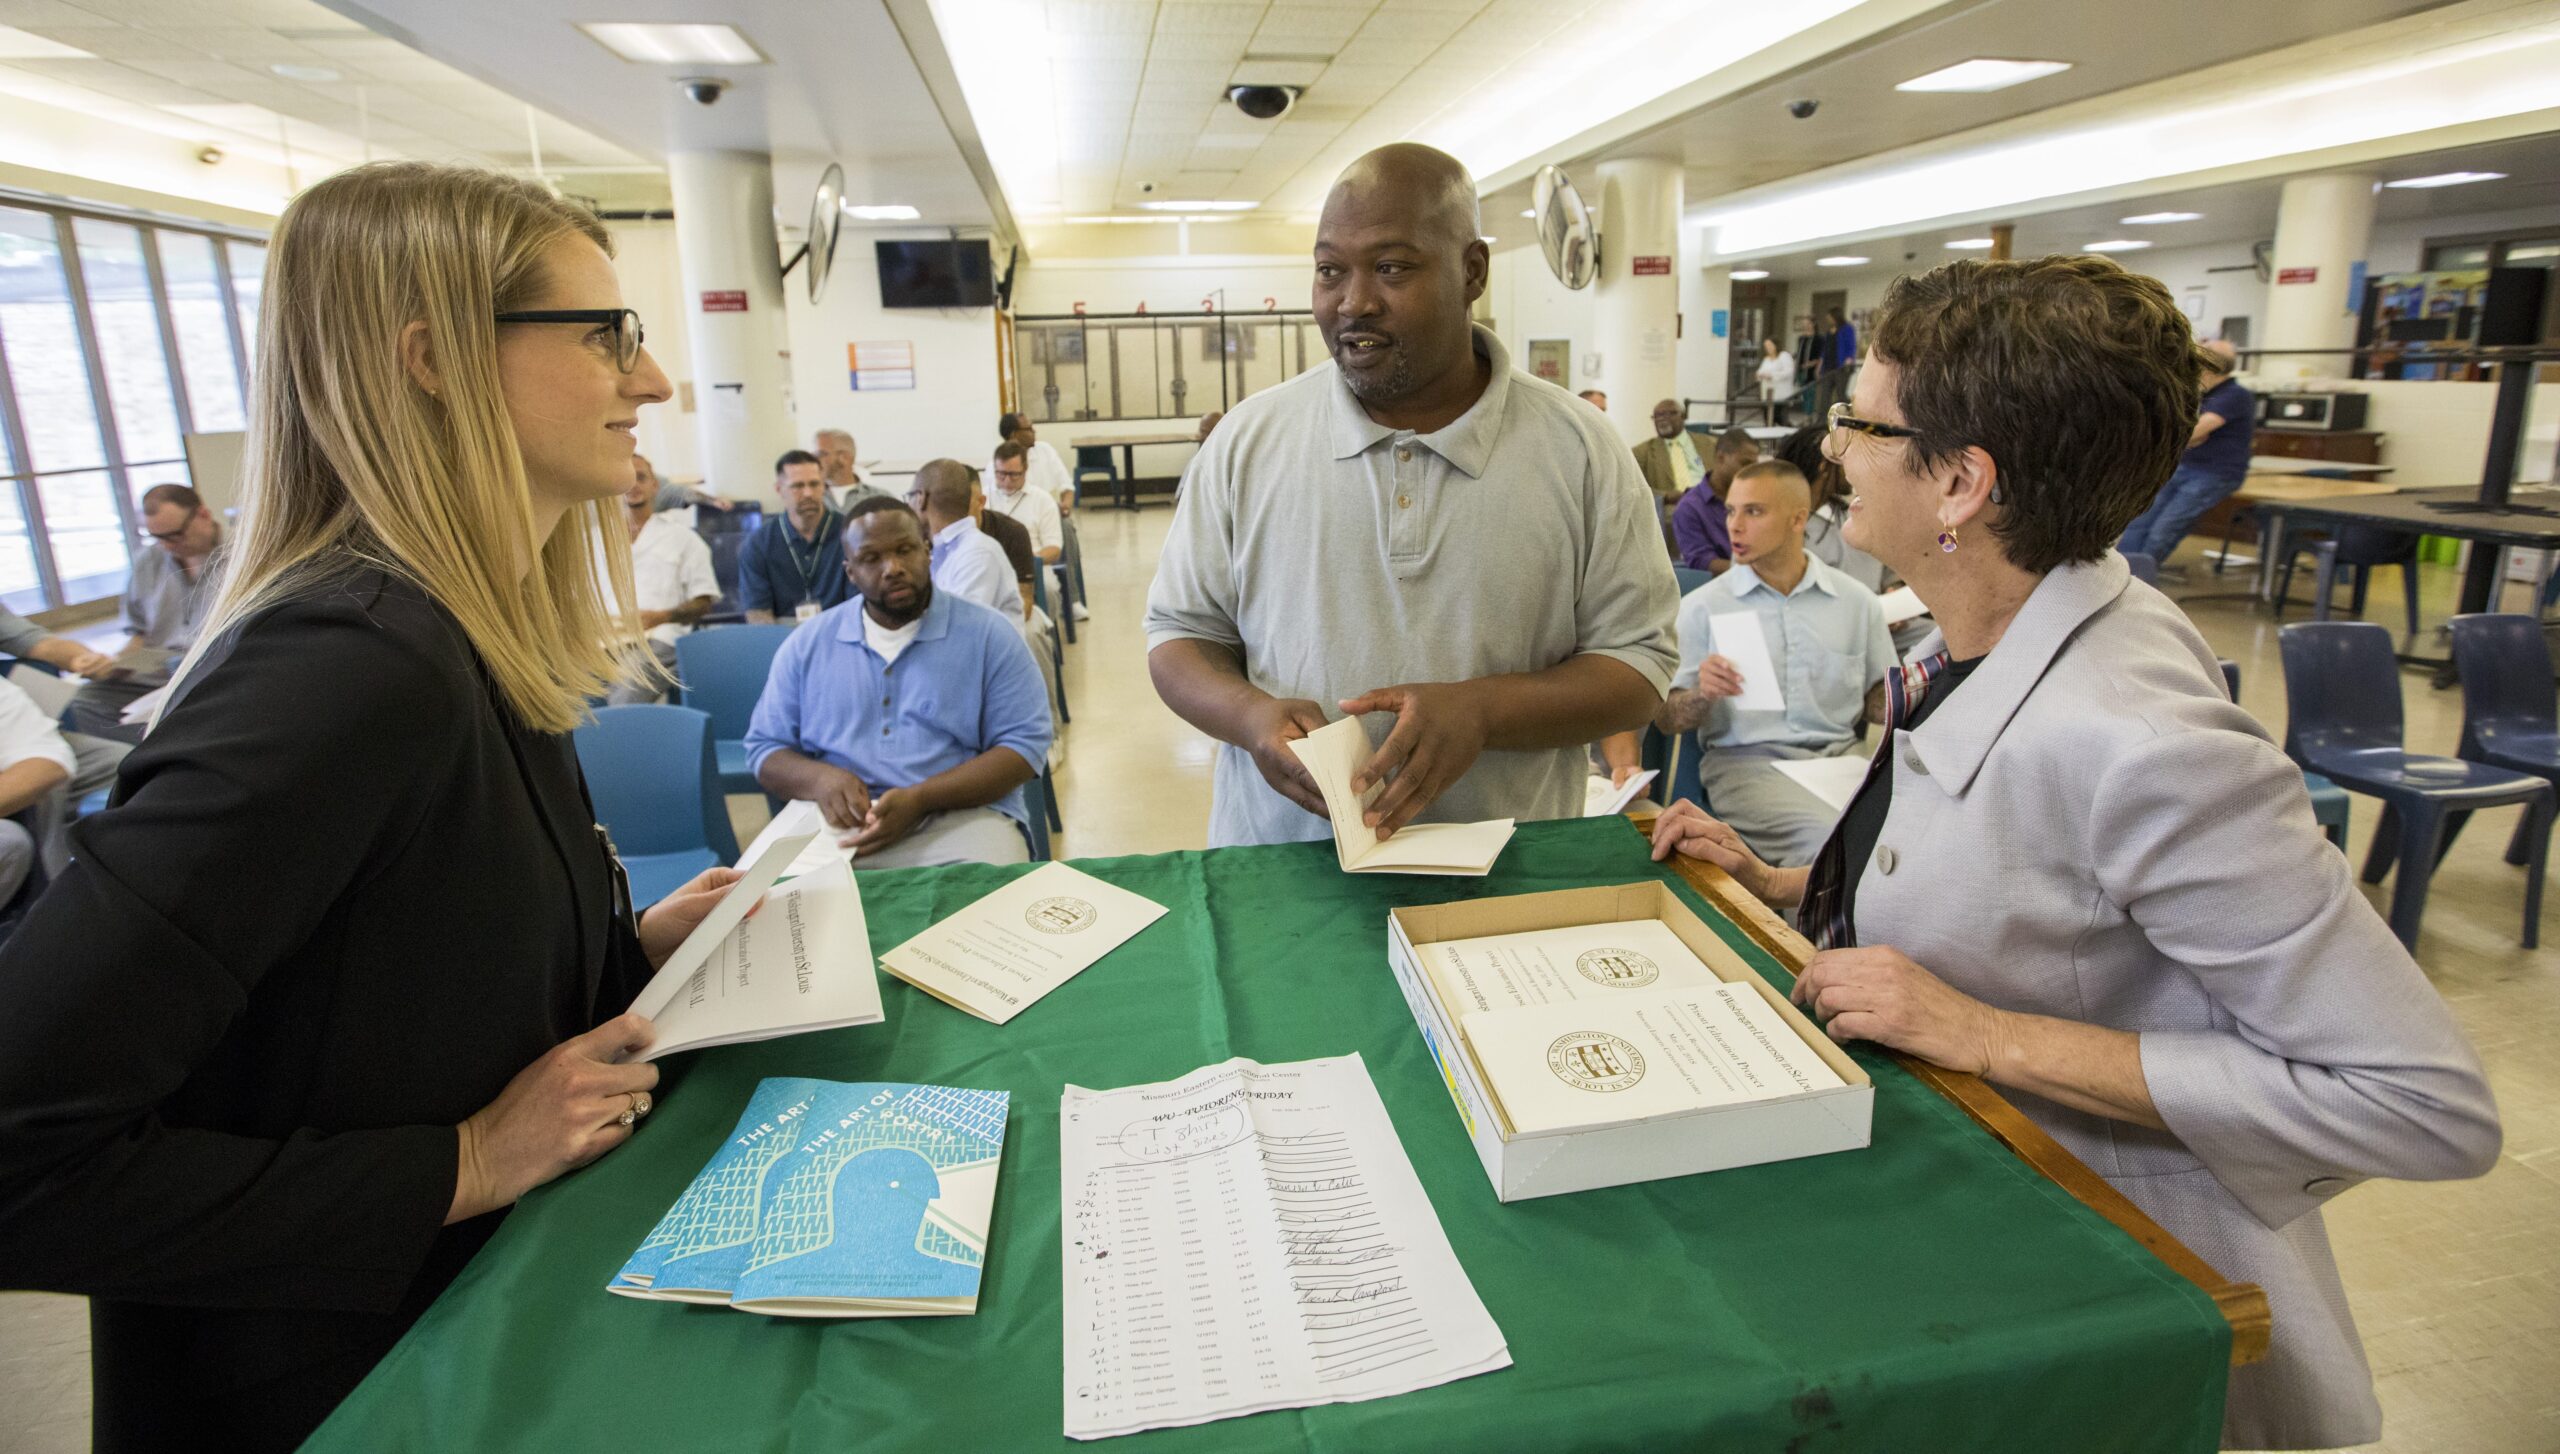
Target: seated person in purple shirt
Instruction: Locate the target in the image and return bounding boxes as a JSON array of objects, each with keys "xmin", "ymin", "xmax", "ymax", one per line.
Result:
[
  {"xmin": 1670, "ymin": 428, "xmax": 1761, "ymax": 575},
  {"xmin": 745, "ymin": 499, "xmax": 1054, "ymax": 868}
]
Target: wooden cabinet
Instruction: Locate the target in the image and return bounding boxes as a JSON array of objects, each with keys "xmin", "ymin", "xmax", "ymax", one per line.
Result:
[{"xmin": 2252, "ymin": 429, "xmax": 2385, "ymax": 465}]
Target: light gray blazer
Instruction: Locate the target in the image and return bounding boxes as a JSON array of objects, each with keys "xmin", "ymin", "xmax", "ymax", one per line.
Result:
[{"xmin": 1857, "ymin": 552, "xmax": 2500, "ymax": 1450}]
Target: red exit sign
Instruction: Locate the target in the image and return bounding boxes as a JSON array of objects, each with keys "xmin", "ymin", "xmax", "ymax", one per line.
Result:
[
  {"xmin": 1631, "ymin": 255, "xmax": 1673, "ymax": 276},
  {"xmin": 700, "ymin": 290, "xmax": 749, "ymax": 312},
  {"xmin": 2276, "ymin": 266, "xmax": 2319, "ymax": 285}
]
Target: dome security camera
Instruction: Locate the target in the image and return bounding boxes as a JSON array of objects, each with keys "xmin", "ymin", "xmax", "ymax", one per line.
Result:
[
  {"xmin": 678, "ymin": 76, "xmax": 729, "ymax": 106},
  {"xmin": 1226, "ymin": 84, "xmax": 1301, "ymax": 121},
  {"xmin": 1786, "ymin": 99, "xmax": 1819, "ymax": 119}
]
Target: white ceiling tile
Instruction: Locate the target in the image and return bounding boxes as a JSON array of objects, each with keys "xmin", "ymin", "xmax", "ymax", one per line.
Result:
[
  {"xmin": 1155, "ymin": 2, "xmax": 1264, "ymax": 31},
  {"xmin": 1046, "ymin": 1, "xmax": 1158, "ymax": 35},
  {"xmin": 1346, "ymin": 8, "xmax": 1469, "ymax": 43},
  {"xmin": 1146, "ymin": 32, "xmax": 1247, "ymax": 61},
  {"xmin": 0, "ymin": 0, "xmax": 112, "ymax": 23}
]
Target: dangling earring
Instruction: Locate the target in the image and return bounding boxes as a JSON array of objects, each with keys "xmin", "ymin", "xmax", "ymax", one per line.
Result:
[{"xmin": 1937, "ymin": 527, "xmax": 1959, "ymax": 553}]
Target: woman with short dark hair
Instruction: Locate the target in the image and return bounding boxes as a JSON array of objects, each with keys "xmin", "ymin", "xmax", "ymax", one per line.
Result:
[{"xmin": 1655, "ymin": 255, "xmax": 2499, "ymax": 1449}]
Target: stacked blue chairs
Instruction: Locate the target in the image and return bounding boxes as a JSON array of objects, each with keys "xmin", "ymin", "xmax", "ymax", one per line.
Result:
[
  {"xmin": 673, "ymin": 622, "xmax": 797, "ymax": 807},
  {"xmin": 573, "ymin": 704, "xmax": 742, "ymax": 910},
  {"xmin": 1031, "ymin": 569, "xmax": 1070, "ymax": 723},
  {"xmin": 2278, "ymin": 620, "xmax": 2550, "ymax": 949}
]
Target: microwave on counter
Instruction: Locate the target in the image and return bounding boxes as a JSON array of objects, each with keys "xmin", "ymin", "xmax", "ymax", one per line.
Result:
[{"xmin": 2257, "ymin": 392, "xmax": 2370, "ymax": 432}]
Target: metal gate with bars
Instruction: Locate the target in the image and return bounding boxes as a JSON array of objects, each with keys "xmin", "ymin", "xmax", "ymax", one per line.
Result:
[{"xmin": 1010, "ymin": 310, "xmax": 1323, "ymax": 424}]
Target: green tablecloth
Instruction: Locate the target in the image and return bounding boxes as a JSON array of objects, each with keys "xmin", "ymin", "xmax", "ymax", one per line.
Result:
[{"xmin": 305, "ymin": 817, "xmax": 2228, "ymax": 1453}]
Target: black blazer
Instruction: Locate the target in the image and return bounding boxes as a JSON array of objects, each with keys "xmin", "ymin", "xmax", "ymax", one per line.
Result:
[{"xmin": 0, "ymin": 565, "xmax": 652, "ymax": 1453}]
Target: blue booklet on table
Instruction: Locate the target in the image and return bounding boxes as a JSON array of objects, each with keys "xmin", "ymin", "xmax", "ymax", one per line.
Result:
[{"xmin": 609, "ymin": 1077, "xmax": 1011, "ymax": 1318}]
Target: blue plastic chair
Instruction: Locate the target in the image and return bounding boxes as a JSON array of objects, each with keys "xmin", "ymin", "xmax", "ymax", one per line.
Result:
[
  {"xmin": 2124, "ymin": 551, "xmax": 2160, "ymax": 586},
  {"xmin": 2275, "ymin": 523, "xmax": 2422, "ymax": 639},
  {"xmin": 1031, "ymin": 569, "xmax": 1070, "ymax": 723},
  {"xmin": 2224, "ymin": 655, "xmax": 2350, "ymax": 848},
  {"xmin": 1021, "ymin": 769, "xmax": 1058, "ymax": 862},
  {"xmin": 2448, "ymin": 613, "xmax": 2560, "ymax": 869},
  {"xmin": 1072, "ymin": 444, "xmax": 1118, "ymax": 506},
  {"xmin": 573, "ymin": 704, "xmax": 743, "ymax": 911},
  {"xmin": 2278, "ymin": 621, "xmax": 2551, "ymax": 949},
  {"xmin": 1673, "ymin": 566, "xmax": 1715, "ymax": 597},
  {"xmin": 672, "ymin": 623, "xmax": 796, "ymax": 806}
]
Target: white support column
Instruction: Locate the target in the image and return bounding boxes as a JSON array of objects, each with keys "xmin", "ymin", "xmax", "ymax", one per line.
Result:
[
  {"xmin": 1592, "ymin": 157, "xmax": 1681, "ymax": 442},
  {"xmin": 668, "ymin": 149, "xmax": 792, "ymax": 497},
  {"xmin": 2262, "ymin": 172, "xmax": 2376, "ymax": 382}
]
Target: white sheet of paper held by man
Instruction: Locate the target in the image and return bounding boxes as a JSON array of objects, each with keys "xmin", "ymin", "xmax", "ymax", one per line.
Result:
[
  {"xmin": 1060, "ymin": 1054, "xmax": 1510, "ymax": 1441},
  {"xmin": 878, "ymin": 861, "xmax": 1166, "ymax": 1024},
  {"xmin": 1771, "ymin": 755, "xmax": 1873, "ymax": 815},
  {"xmin": 1877, "ymin": 584, "xmax": 1929, "ymax": 626},
  {"xmin": 740, "ymin": 798, "xmax": 860, "ymax": 880},
  {"xmin": 1286, "ymin": 715, "xmax": 1514, "ymax": 876},
  {"xmin": 1707, "ymin": 612, "xmax": 1786, "ymax": 713},
  {"xmin": 1419, "ymin": 918, "xmax": 1723, "ymax": 1018},
  {"xmin": 1582, "ymin": 769, "xmax": 1659, "ymax": 817},
  {"xmin": 1461, "ymin": 984, "xmax": 1845, "ymax": 1136}
]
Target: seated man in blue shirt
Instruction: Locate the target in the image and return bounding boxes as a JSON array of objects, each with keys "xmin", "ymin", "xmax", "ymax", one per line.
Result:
[
  {"xmin": 739, "ymin": 450, "xmax": 851, "ymax": 624},
  {"xmin": 1657, "ymin": 460, "xmax": 1898, "ymax": 866},
  {"xmin": 746, "ymin": 498, "xmax": 1053, "ymax": 868},
  {"xmin": 2116, "ymin": 339, "xmax": 2254, "ymax": 566}
]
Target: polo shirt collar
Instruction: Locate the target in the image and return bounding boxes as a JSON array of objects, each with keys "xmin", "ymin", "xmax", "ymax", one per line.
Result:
[
  {"xmin": 1727, "ymin": 554, "xmax": 1839, "ymax": 601},
  {"xmin": 1326, "ymin": 324, "xmax": 1513, "ymax": 479},
  {"xmin": 833, "ymin": 587, "xmax": 955, "ymax": 649}
]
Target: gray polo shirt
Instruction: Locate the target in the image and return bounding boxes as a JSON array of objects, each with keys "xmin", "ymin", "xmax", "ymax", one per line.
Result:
[
  {"xmin": 125, "ymin": 540, "xmax": 224, "ymax": 653},
  {"xmin": 1145, "ymin": 325, "xmax": 1678, "ymax": 848}
]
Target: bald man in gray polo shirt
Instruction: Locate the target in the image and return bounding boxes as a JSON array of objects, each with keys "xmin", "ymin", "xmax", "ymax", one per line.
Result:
[{"xmin": 1146, "ymin": 143, "xmax": 1677, "ymax": 849}]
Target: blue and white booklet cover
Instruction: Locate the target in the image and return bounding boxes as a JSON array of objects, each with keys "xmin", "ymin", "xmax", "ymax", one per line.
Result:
[{"xmin": 610, "ymin": 1076, "xmax": 1011, "ymax": 1317}]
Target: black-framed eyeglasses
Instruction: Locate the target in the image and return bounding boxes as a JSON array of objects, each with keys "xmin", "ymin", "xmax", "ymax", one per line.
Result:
[
  {"xmin": 1826, "ymin": 402, "xmax": 1924, "ymax": 441},
  {"xmin": 494, "ymin": 308, "xmax": 645, "ymax": 372}
]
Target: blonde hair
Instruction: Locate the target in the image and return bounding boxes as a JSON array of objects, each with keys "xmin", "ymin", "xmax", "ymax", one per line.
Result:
[{"xmin": 174, "ymin": 161, "xmax": 639, "ymax": 734}]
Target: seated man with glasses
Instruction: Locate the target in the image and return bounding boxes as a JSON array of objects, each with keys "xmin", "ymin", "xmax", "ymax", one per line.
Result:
[{"xmin": 72, "ymin": 484, "xmax": 227, "ymax": 746}]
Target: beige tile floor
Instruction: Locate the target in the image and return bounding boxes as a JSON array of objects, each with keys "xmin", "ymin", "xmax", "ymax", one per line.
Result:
[{"xmin": 2, "ymin": 509, "xmax": 2554, "ymax": 1451}]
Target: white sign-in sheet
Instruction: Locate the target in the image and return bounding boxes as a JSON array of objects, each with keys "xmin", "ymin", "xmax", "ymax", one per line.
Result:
[{"xmin": 1059, "ymin": 1054, "xmax": 1509, "ymax": 1440}]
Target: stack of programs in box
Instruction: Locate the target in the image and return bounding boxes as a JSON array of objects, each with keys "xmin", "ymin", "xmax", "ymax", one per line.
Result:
[{"xmin": 1417, "ymin": 919, "xmax": 1845, "ymax": 1135}]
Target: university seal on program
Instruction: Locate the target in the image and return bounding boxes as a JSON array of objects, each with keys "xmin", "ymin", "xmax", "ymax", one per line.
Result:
[
  {"xmin": 1546, "ymin": 1031, "xmax": 1646, "ymax": 1092},
  {"xmin": 1025, "ymin": 896, "xmax": 1099, "ymax": 935},
  {"xmin": 1574, "ymin": 948, "xmax": 1660, "ymax": 987}
]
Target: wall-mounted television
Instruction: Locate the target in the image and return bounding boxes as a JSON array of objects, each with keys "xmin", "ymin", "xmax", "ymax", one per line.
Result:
[{"xmin": 876, "ymin": 239, "xmax": 995, "ymax": 308}]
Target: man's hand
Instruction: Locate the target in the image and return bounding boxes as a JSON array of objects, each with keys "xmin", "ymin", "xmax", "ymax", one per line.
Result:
[
  {"xmin": 1793, "ymin": 946, "xmax": 2007, "ymax": 1075},
  {"xmin": 1611, "ymin": 761, "xmax": 1646, "ymax": 789},
  {"xmin": 847, "ymin": 786, "xmax": 926, "ymax": 852},
  {"xmin": 809, "ymin": 763, "xmax": 873, "ymax": 832},
  {"xmin": 1243, "ymin": 695, "xmax": 1331, "ymax": 818},
  {"xmin": 1336, "ymin": 681, "xmax": 1491, "ymax": 837},
  {"xmin": 1694, "ymin": 654, "xmax": 1745, "ymax": 701},
  {"xmin": 1649, "ymin": 799, "xmax": 1801, "ymax": 907}
]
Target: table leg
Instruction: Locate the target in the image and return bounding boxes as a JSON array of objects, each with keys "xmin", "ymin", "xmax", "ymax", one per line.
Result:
[
  {"xmin": 2256, "ymin": 511, "xmax": 2285, "ymax": 607},
  {"xmin": 1116, "ymin": 445, "xmax": 1138, "ymax": 510}
]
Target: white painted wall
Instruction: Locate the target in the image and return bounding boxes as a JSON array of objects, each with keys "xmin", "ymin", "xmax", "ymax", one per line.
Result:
[
  {"xmin": 1013, "ymin": 257, "xmax": 1312, "ymax": 319},
  {"xmin": 607, "ymin": 221, "xmax": 701, "ymax": 483},
  {"xmin": 782, "ymin": 229, "xmax": 1004, "ymax": 476}
]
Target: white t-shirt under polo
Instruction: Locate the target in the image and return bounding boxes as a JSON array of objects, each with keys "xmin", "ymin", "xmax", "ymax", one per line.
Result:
[
  {"xmin": 0, "ymin": 678, "xmax": 76, "ymax": 779},
  {"xmin": 985, "ymin": 477, "xmax": 1064, "ymax": 558},
  {"xmin": 1145, "ymin": 325, "xmax": 1679, "ymax": 848}
]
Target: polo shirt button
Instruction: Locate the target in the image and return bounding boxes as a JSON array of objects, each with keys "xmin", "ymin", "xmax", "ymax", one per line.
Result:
[
  {"xmin": 1875, "ymin": 845, "xmax": 1897, "ymax": 874},
  {"xmin": 2303, "ymin": 1176, "xmax": 2351, "ymax": 1196},
  {"xmin": 1397, "ymin": 495, "xmax": 1411, "ymax": 509},
  {"xmin": 1902, "ymin": 746, "xmax": 1927, "ymax": 775},
  {"xmin": 881, "ymin": 726, "xmax": 891, "ymax": 736},
  {"xmin": 1396, "ymin": 447, "xmax": 1411, "ymax": 462}
]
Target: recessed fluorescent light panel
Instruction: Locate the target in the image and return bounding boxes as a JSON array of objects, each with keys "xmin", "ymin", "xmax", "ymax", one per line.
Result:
[
  {"xmin": 1895, "ymin": 58, "xmax": 2071, "ymax": 93},
  {"xmin": 2120, "ymin": 211, "xmax": 2201, "ymax": 224},
  {"xmin": 1816, "ymin": 255, "xmax": 1869, "ymax": 267},
  {"xmin": 1730, "ymin": 268, "xmax": 1771, "ymax": 279},
  {"xmin": 842, "ymin": 204, "xmax": 921, "ymax": 221},
  {"xmin": 0, "ymin": 24, "xmax": 93, "ymax": 59},
  {"xmin": 1137, "ymin": 200, "xmax": 1254, "ymax": 212},
  {"xmin": 2083, "ymin": 239, "xmax": 2151, "ymax": 252},
  {"xmin": 1944, "ymin": 237, "xmax": 1995, "ymax": 249},
  {"xmin": 579, "ymin": 23, "xmax": 764, "ymax": 65},
  {"xmin": 2383, "ymin": 171, "xmax": 2505, "ymax": 188}
]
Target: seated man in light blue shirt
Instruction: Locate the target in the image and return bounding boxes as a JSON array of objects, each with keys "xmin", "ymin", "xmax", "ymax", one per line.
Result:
[
  {"xmin": 746, "ymin": 498, "xmax": 1054, "ymax": 869},
  {"xmin": 1657, "ymin": 460, "xmax": 1897, "ymax": 866}
]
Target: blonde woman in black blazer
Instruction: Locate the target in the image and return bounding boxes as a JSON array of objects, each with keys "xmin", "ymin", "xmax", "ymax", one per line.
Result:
[{"xmin": 0, "ymin": 164, "xmax": 746, "ymax": 1452}]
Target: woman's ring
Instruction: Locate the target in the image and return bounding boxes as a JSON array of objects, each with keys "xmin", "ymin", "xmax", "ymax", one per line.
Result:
[
  {"xmin": 629, "ymin": 1091, "xmax": 653, "ymax": 1118},
  {"xmin": 617, "ymin": 1107, "xmax": 637, "ymax": 1128}
]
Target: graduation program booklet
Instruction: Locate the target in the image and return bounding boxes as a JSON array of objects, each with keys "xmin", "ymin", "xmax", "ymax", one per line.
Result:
[
  {"xmin": 737, "ymin": 798, "xmax": 861, "ymax": 881},
  {"xmin": 1417, "ymin": 918, "xmax": 1724, "ymax": 1019},
  {"xmin": 879, "ymin": 861, "xmax": 1167, "ymax": 1024},
  {"xmin": 1286, "ymin": 715, "xmax": 1514, "ymax": 876},
  {"xmin": 610, "ymin": 1077, "xmax": 1011, "ymax": 1316},
  {"xmin": 1462, "ymin": 984, "xmax": 1845, "ymax": 1136},
  {"xmin": 623, "ymin": 837, "xmax": 884, "ymax": 1061}
]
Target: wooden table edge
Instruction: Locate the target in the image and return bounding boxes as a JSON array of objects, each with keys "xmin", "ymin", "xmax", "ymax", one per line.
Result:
[{"xmin": 1622, "ymin": 809, "xmax": 2272, "ymax": 1367}]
